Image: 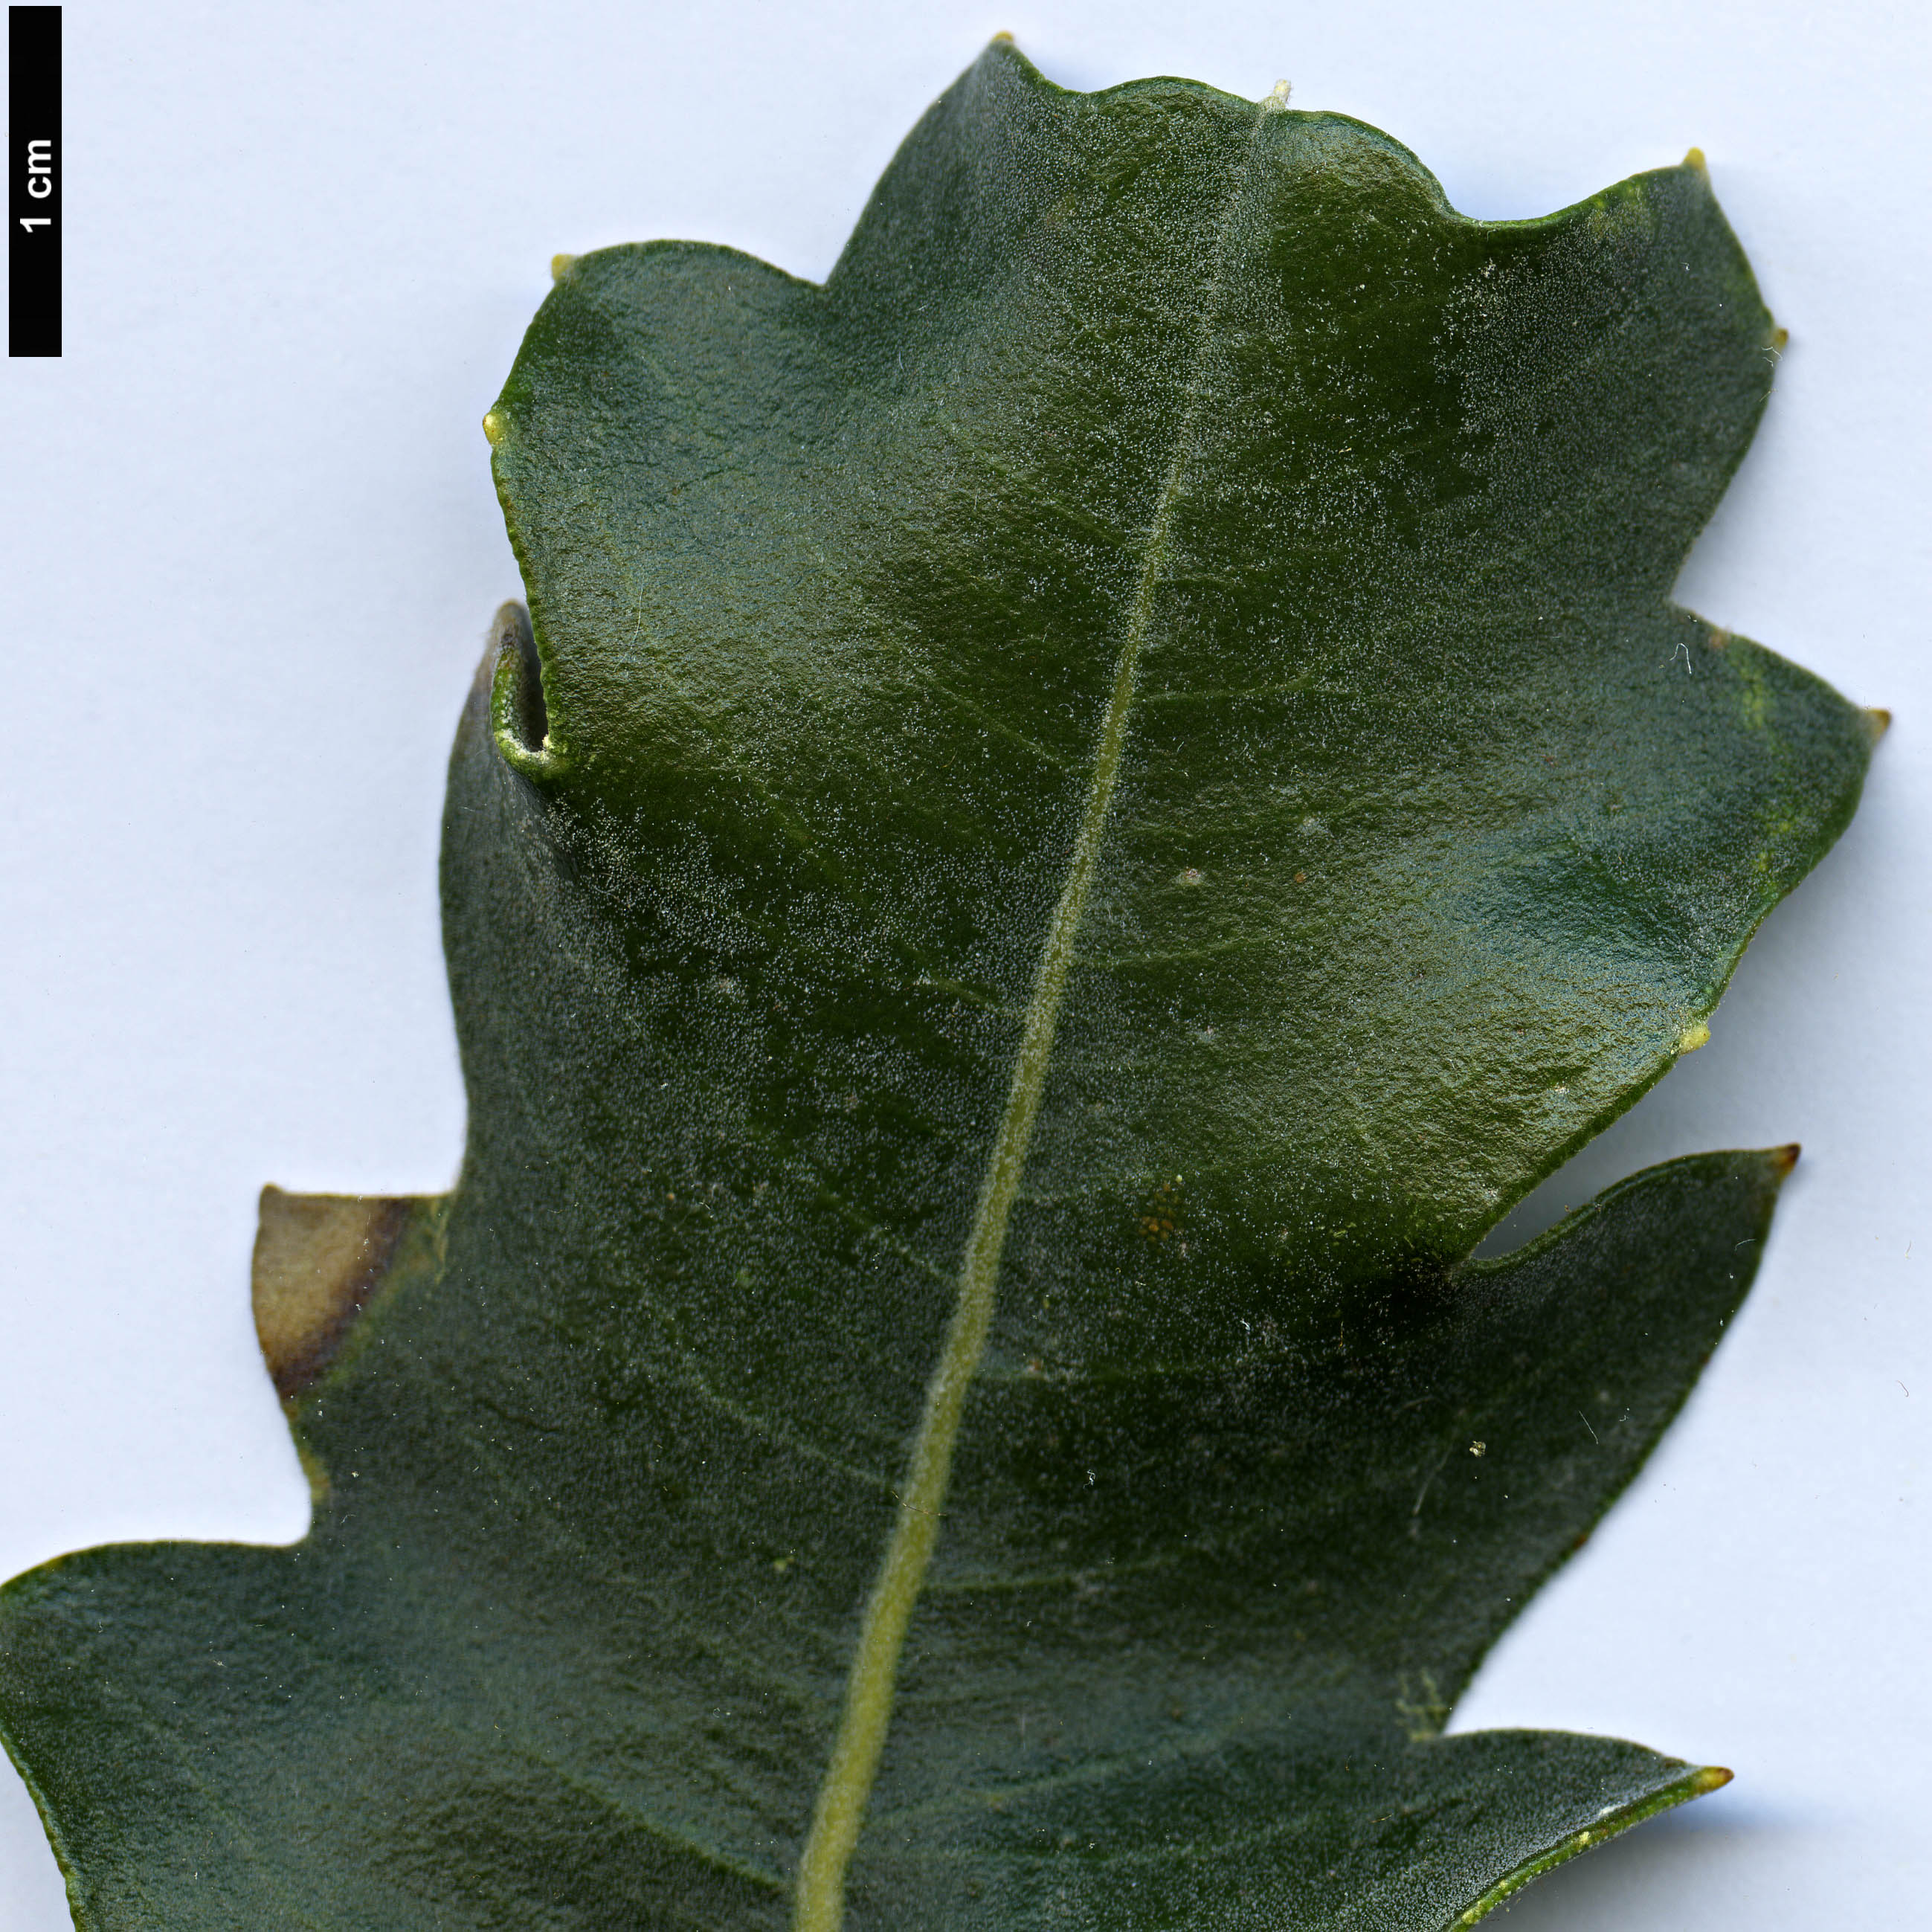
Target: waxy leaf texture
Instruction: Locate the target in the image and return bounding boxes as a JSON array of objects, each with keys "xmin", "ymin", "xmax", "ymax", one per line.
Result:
[{"xmin": 0, "ymin": 39, "xmax": 1878, "ymax": 1932}]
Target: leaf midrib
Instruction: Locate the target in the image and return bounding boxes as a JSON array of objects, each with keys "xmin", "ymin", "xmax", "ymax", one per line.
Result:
[{"xmin": 788, "ymin": 91, "xmax": 1281, "ymax": 1932}]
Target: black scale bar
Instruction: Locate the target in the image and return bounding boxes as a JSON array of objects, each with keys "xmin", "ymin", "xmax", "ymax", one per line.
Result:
[{"xmin": 10, "ymin": 5, "xmax": 59, "ymax": 356}]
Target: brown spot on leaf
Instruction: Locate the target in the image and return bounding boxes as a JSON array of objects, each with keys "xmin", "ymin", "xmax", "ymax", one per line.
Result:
[
  {"xmin": 1139, "ymin": 1178, "xmax": 1182, "ymax": 1243},
  {"xmin": 253, "ymin": 1187, "xmax": 418, "ymax": 1399}
]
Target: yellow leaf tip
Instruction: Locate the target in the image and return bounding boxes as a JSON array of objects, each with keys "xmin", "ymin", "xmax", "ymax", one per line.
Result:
[
  {"xmin": 1864, "ymin": 706, "xmax": 1893, "ymax": 742},
  {"xmin": 1675, "ymin": 1020, "xmax": 1711, "ymax": 1054},
  {"xmin": 989, "ymin": 30, "xmax": 1014, "ymax": 44},
  {"xmin": 1683, "ymin": 145, "xmax": 1708, "ymax": 173},
  {"xmin": 483, "ymin": 409, "xmax": 506, "ymax": 448},
  {"xmin": 1691, "ymin": 1764, "xmax": 1734, "ymax": 1794},
  {"xmin": 1771, "ymin": 324, "xmax": 1791, "ymax": 351},
  {"xmin": 1771, "ymin": 1143, "xmax": 1801, "ymax": 1177},
  {"xmin": 550, "ymin": 252, "xmax": 579, "ymax": 283}
]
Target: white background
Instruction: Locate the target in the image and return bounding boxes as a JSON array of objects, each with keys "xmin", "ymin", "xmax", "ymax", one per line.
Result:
[{"xmin": 1, "ymin": 2, "xmax": 1925, "ymax": 1925}]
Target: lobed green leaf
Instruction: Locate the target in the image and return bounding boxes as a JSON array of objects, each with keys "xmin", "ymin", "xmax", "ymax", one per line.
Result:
[{"xmin": 0, "ymin": 39, "xmax": 1875, "ymax": 1931}]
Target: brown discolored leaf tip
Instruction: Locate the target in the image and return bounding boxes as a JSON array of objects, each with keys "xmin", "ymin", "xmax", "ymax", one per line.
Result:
[
  {"xmin": 1769, "ymin": 1144, "xmax": 1802, "ymax": 1178},
  {"xmin": 1690, "ymin": 1765, "xmax": 1734, "ymax": 1794},
  {"xmin": 252, "ymin": 1186, "xmax": 417, "ymax": 1400}
]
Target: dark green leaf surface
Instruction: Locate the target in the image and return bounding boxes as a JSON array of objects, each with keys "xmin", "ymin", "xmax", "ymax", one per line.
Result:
[{"xmin": 1, "ymin": 40, "xmax": 1876, "ymax": 1932}]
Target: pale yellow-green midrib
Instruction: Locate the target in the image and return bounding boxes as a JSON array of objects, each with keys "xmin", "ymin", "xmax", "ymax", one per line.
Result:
[{"xmin": 789, "ymin": 100, "xmax": 1272, "ymax": 1932}]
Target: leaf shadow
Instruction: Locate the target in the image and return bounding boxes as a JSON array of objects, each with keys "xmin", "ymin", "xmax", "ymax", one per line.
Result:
[
  {"xmin": 0, "ymin": 1751, "xmax": 68, "ymax": 1932},
  {"xmin": 1484, "ymin": 1798, "xmax": 1783, "ymax": 1928}
]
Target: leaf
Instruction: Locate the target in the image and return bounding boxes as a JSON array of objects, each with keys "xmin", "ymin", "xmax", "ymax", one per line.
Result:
[{"xmin": 0, "ymin": 39, "xmax": 1878, "ymax": 1932}]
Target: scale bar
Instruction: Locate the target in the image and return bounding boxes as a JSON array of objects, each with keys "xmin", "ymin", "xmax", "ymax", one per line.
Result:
[{"xmin": 10, "ymin": 5, "xmax": 61, "ymax": 357}]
